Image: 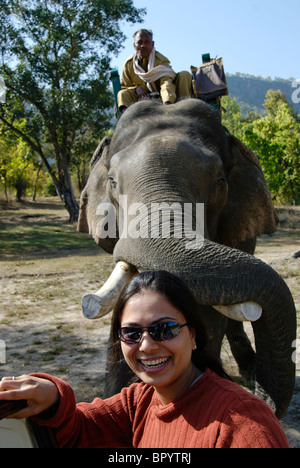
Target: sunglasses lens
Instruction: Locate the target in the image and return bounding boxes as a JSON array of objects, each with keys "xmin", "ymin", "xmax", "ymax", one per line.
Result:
[
  {"xmin": 149, "ymin": 322, "xmax": 180, "ymax": 341},
  {"xmin": 165, "ymin": 322, "xmax": 181, "ymax": 340},
  {"xmin": 119, "ymin": 327, "xmax": 141, "ymax": 344}
]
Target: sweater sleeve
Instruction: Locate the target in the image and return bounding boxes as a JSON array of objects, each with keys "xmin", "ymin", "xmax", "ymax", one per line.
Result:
[
  {"xmin": 31, "ymin": 373, "xmax": 135, "ymax": 448},
  {"xmin": 215, "ymin": 397, "xmax": 290, "ymax": 448}
]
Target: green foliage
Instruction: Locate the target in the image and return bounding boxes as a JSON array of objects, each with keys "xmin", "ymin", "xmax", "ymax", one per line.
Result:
[
  {"xmin": 0, "ymin": 132, "xmax": 51, "ymax": 200},
  {"xmin": 0, "ymin": 135, "xmax": 31, "ymax": 199},
  {"xmin": 224, "ymin": 91, "xmax": 300, "ymax": 205},
  {"xmin": 222, "ymin": 96, "xmax": 243, "ymax": 135}
]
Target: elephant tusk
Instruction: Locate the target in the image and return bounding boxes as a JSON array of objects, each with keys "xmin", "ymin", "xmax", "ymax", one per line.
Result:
[
  {"xmin": 213, "ymin": 302, "xmax": 262, "ymax": 322},
  {"xmin": 81, "ymin": 261, "xmax": 138, "ymax": 319}
]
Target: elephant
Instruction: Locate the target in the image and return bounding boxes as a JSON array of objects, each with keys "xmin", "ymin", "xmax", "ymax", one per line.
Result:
[{"xmin": 78, "ymin": 98, "xmax": 296, "ymax": 419}]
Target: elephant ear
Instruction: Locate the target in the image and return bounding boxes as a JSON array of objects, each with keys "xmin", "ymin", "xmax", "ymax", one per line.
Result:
[
  {"xmin": 77, "ymin": 136, "xmax": 111, "ymax": 234},
  {"xmin": 89, "ymin": 135, "xmax": 111, "ymax": 170},
  {"xmin": 216, "ymin": 135, "xmax": 278, "ymax": 248}
]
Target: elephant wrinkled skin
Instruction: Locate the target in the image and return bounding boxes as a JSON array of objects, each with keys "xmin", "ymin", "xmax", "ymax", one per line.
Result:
[{"xmin": 78, "ymin": 99, "xmax": 296, "ymax": 419}]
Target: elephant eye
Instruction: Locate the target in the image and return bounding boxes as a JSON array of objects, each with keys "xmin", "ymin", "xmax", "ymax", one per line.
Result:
[
  {"xmin": 108, "ymin": 175, "xmax": 117, "ymax": 189},
  {"xmin": 217, "ymin": 176, "xmax": 226, "ymax": 185}
]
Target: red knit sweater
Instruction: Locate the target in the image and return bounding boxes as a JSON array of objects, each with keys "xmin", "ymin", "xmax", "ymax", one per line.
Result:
[{"xmin": 32, "ymin": 369, "xmax": 289, "ymax": 448}]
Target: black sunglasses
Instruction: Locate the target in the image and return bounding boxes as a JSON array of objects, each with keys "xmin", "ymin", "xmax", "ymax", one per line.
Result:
[{"xmin": 119, "ymin": 321, "xmax": 188, "ymax": 345}]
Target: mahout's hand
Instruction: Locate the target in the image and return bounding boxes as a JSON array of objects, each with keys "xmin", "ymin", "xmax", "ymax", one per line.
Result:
[{"xmin": 135, "ymin": 86, "xmax": 149, "ymax": 99}]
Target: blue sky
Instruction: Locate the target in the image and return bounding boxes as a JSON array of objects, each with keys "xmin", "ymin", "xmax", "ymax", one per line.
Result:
[{"xmin": 111, "ymin": 0, "xmax": 299, "ymax": 81}]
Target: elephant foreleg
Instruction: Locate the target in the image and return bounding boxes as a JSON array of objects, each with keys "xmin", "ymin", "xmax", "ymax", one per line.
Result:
[
  {"xmin": 225, "ymin": 236, "xmax": 256, "ymax": 383},
  {"xmin": 200, "ymin": 306, "xmax": 227, "ymax": 360}
]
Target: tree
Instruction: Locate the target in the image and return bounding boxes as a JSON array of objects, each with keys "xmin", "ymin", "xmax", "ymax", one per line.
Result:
[
  {"xmin": 222, "ymin": 96, "xmax": 261, "ymax": 138},
  {"xmin": 222, "ymin": 96, "xmax": 243, "ymax": 135},
  {"xmin": 263, "ymin": 89, "xmax": 290, "ymax": 117},
  {"xmin": 0, "ymin": 134, "xmax": 37, "ymax": 201},
  {"xmin": 242, "ymin": 93, "xmax": 300, "ymax": 205},
  {"xmin": 0, "ymin": 0, "xmax": 145, "ymax": 220}
]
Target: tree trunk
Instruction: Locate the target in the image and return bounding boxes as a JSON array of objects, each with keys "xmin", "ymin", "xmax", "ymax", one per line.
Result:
[
  {"xmin": 289, "ymin": 180, "xmax": 297, "ymax": 206},
  {"xmin": 58, "ymin": 166, "xmax": 79, "ymax": 222},
  {"xmin": 43, "ymin": 141, "xmax": 79, "ymax": 221},
  {"xmin": 32, "ymin": 166, "xmax": 41, "ymax": 201},
  {"xmin": 62, "ymin": 188, "xmax": 79, "ymax": 222}
]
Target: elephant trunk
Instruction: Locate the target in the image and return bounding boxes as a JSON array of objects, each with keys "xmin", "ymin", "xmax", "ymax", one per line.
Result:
[{"xmin": 113, "ymin": 237, "xmax": 296, "ymax": 418}]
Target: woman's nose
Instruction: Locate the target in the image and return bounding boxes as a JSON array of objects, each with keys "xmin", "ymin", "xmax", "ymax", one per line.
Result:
[{"xmin": 138, "ymin": 332, "xmax": 159, "ymax": 351}]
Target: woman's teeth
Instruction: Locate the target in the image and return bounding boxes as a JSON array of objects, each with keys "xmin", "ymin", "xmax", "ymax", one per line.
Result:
[{"xmin": 141, "ymin": 357, "xmax": 169, "ymax": 368}]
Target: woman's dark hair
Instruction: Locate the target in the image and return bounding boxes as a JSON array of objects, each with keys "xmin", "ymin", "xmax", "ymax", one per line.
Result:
[{"xmin": 110, "ymin": 270, "xmax": 230, "ymax": 380}]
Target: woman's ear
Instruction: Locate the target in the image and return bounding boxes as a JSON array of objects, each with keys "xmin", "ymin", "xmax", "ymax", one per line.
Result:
[
  {"xmin": 188, "ymin": 327, "xmax": 197, "ymax": 350},
  {"xmin": 216, "ymin": 135, "xmax": 278, "ymax": 248}
]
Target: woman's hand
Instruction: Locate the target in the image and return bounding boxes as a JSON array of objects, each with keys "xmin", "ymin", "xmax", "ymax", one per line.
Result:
[{"xmin": 0, "ymin": 375, "xmax": 59, "ymax": 419}]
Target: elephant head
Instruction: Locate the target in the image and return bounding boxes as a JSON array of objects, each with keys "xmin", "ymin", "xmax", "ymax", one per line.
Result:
[{"xmin": 78, "ymin": 99, "xmax": 296, "ymax": 419}]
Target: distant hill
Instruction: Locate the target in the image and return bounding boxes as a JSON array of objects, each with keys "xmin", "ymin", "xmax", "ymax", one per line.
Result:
[{"xmin": 225, "ymin": 73, "xmax": 300, "ymax": 116}]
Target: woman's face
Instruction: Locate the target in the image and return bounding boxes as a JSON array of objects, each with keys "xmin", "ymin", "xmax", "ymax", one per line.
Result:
[{"xmin": 120, "ymin": 290, "xmax": 198, "ymax": 404}]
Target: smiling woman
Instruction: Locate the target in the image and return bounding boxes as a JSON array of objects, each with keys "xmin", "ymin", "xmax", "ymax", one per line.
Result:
[
  {"xmin": 110, "ymin": 270, "xmax": 228, "ymax": 405},
  {"xmin": 0, "ymin": 271, "xmax": 290, "ymax": 448},
  {"xmin": 119, "ymin": 291, "xmax": 198, "ymax": 405}
]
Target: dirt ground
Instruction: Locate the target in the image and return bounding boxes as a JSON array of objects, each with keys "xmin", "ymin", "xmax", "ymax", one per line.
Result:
[{"xmin": 0, "ymin": 198, "xmax": 299, "ymax": 447}]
